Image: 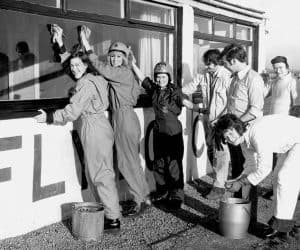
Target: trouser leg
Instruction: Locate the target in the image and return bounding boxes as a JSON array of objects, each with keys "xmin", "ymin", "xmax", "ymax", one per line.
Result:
[
  {"xmin": 153, "ymin": 131, "xmax": 168, "ymax": 194},
  {"xmin": 228, "ymin": 143, "xmax": 245, "ymax": 197},
  {"xmin": 213, "ymin": 143, "xmax": 230, "ymax": 188},
  {"xmin": 242, "ymin": 184, "xmax": 258, "ymax": 226},
  {"xmin": 273, "ymin": 144, "xmax": 300, "ymax": 222},
  {"xmin": 166, "ymin": 132, "xmax": 184, "ymax": 199},
  {"xmin": 86, "ymin": 147, "xmax": 120, "ymax": 220},
  {"xmin": 114, "ymin": 112, "xmax": 149, "ymax": 205}
]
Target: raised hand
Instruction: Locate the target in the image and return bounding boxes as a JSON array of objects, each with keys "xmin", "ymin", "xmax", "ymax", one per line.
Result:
[
  {"xmin": 79, "ymin": 25, "xmax": 91, "ymax": 51},
  {"xmin": 128, "ymin": 46, "xmax": 136, "ymax": 65},
  {"xmin": 50, "ymin": 24, "xmax": 64, "ymax": 46}
]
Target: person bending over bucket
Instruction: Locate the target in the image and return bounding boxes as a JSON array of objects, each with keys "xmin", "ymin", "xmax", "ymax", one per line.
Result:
[{"xmin": 214, "ymin": 113, "xmax": 300, "ymax": 243}]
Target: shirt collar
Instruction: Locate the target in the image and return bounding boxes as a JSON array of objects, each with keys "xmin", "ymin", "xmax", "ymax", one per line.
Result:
[{"xmin": 236, "ymin": 65, "xmax": 251, "ymax": 80}]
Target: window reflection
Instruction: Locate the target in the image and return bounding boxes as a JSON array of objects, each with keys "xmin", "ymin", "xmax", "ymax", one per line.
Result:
[
  {"xmin": 15, "ymin": 0, "xmax": 57, "ymax": 8},
  {"xmin": 236, "ymin": 24, "xmax": 253, "ymax": 41},
  {"xmin": 194, "ymin": 16, "xmax": 212, "ymax": 34},
  {"xmin": 0, "ymin": 8, "xmax": 173, "ymax": 100},
  {"xmin": 68, "ymin": 0, "xmax": 123, "ymax": 18},
  {"xmin": 215, "ymin": 20, "xmax": 233, "ymax": 38},
  {"xmin": 129, "ymin": 0, "xmax": 175, "ymax": 26}
]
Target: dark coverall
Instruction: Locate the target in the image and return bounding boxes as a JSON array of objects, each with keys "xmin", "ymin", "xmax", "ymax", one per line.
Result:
[{"xmin": 142, "ymin": 77, "xmax": 185, "ymax": 200}]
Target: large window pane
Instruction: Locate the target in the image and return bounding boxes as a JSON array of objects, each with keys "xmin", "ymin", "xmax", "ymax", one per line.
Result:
[
  {"xmin": 236, "ymin": 24, "xmax": 253, "ymax": 41},
  {"xmin": 129, "ymin": 0, "xmax": 175, "ymax": 26},
  {"xmin": 194, "ymin": 16, "xmax": 212, "ymax": 34},
  {"xmin": 215, "ymin": 20, "xmax": 233, "ymax": 38},
  {"xmin": 15, "ymin": 0, "xmax": 58, "ymax": 8},
  {"xmin": 68, "ymin": 0, "xmax": 123, "ymax": 18},
  {"xmin": 0, "ymin": 9, "xmax": 173, "ymax": 100}
]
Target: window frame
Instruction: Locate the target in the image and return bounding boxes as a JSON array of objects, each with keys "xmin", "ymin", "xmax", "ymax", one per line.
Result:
[
  {"xmin": 193, "ymin": 9, "xmax": 259, "ymax": 71},
  {"xmin": 0, "ymin": 0, "xmax": 181, "ymax": 119}
]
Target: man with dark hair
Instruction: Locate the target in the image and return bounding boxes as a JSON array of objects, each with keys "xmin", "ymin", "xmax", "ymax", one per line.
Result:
[
  {"xmin": 215, "ymin": 113, "xmax": 300, "ymax": 242},
  {"xmin": 182, "ymin": 48, "xmax": 231, "ymax": 200},
  {"xmin": 220, "ymin": 43, "xmax": 265, "ymax": 195}
]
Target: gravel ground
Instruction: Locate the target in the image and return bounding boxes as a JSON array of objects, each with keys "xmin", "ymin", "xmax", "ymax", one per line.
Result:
[{"xmin": 1, "ymin": 175, "xmax": 300, "ymax": 250}]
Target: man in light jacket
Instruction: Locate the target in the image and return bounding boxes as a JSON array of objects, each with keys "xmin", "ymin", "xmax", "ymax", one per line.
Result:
[{"xmin": 182, "ymin": 49, "xmax": 231, "ymax": 200}]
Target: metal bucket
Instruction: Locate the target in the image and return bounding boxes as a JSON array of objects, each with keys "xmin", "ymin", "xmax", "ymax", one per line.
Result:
[
  {"xmin": 219, "ymin": 198, "xmax": 251, "ymax": 239},
  {"xmin": 72, "ymin": 202, "xmax": 104, "ymax": 242}
]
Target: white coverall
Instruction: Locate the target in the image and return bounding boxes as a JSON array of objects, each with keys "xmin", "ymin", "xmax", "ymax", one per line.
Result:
[
  {"xmin": 241, "ymin": 114, "xmax": 300, "ymax": 220},
  {"xmin": 52, "ymin": 73, "xmax": 120, "ymax": 220}
]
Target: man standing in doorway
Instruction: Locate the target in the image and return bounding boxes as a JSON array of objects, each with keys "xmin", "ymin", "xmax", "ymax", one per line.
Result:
[{"xmin": 182, "ymin": 49, "xmax": 231, "ymax": 200}]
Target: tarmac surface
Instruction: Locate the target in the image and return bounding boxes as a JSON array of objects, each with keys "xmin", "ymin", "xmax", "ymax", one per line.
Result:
[{"xmin": 1, "ymin": 174, "xmax": 300, "ymax": 250}]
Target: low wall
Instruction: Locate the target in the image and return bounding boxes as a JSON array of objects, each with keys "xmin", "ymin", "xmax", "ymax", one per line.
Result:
[{"xmin": 0, "ymin": 107, "xmax": 209, "ymax": 239}]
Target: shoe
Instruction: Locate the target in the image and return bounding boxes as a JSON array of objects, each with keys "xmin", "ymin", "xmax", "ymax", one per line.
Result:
[
  {"xmin": 263, "ymin": 228, "xmax": 291, "ymax": 242},
  {"xmin": 151, "ymin": 191, "xmax": 168, "ymax": 203},
  {"xmin": 166, "ymin": 198, "xmax": 182, "ymax": 211},
  {"xmin": 144, "ymin": 195, "xmax": 152, "ymax": 206},
  {"xmin": 205, "ymin": 187, "xmax": 225, "ymax": 200},
  {"xmin": 104, "ymin": 218, "xmax": 120, "ymax": 234},
  {"xmin": 166, "ymin": 189, "xmax": 183, "ymax": 211}
]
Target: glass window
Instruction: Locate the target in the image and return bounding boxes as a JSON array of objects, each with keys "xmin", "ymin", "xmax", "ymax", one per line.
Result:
[
  {"xmin": 214, "ymin": 20, "xmax": 233, "ymax": 38},
  {"xmin": 15, "ymin": 0, "xmax": 58, "ymax": 8},
  {"xmin": 0, "ymin": 8, "xmax": 173, "ymax": 100},
  {"xmin": 193, "ymin": 39, "xmax": 229, "ymax": 76},
  {"xmin": 236, "ymin": 24, "xmax": 253, "ymax": 41},
  {"xmin": 193, "ymin": 39, "xmax": 253, "ymax": 76},
  {"xmin": 68, "ymin": 0, "xmax": 124, "ymax": 18},
  {"xmin": 129, "ymin": 0, "xmax": 175, "ymax": 26},
  {"xmin": 194, "ymin": 16, "xmax": 212, "ymax": 34}
]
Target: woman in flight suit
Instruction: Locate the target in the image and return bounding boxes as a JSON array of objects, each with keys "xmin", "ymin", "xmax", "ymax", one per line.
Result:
[{"xmin": 34, "ymin": 48, "xmax": 121, "ymax": 232}]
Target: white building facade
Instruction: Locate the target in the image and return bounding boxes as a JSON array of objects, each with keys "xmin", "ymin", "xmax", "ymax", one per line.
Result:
[{"xmin": 0, "ymin": 0, "xmax": 266, "ymax": 239}]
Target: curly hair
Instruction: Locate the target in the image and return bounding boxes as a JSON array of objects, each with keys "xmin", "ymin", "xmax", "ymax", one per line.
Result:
[
  {"xmin": 220, "ymin": 44, "xmax": 247, "ymax": 63},
  {"xmin": 213, "ymin": 114, "xmax": 247, "ymax": 148}
]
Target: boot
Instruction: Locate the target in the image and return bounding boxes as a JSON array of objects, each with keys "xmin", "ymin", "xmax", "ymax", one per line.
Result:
[{"xmin": 104, "ymin": 218, "xmax": 120, "ymax": 233}]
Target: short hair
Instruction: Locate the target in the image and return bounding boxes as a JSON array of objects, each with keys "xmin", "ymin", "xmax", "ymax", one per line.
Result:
[
  {"xmin": 214, "ymin": 114, "xmax": 247, "ymax": 138},
  {"xmin": 271, "ymin": 56, "xmax": 289, "ymax": 68},
  {"xmin": 220, "ymin": 44, "xmax": 247, "ymax": 63},
  {"xmin": 203, "ymin": 49, "xmax": 221, "ymax": 65}
]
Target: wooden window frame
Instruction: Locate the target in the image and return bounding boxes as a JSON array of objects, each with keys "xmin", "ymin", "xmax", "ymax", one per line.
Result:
[
  {"xmin": 0, "ymin": 0, "xmax": 182, "ymax": 119},
  {"xmin": 193, "ymin": 9, "xmax": 259, "ymax": 71}
]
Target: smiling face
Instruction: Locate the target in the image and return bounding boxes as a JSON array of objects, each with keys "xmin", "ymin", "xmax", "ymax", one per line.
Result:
[
  {"xmin": 273, "ymin": 62, "xmax": 289, "ymax": 78},
  {"xmin": 108, "ymin": 51, "xmax": 124, "ymax": 67},
  {"xmin": 223, "ymin": 127, "xmax": 244, "ymax": 146},
  {"xmin": 70, "ymin": 57, "xmax": 88, "ymax": 79},
  {"xmin": 155, "ymin": 73, "xmax": 169, "ymax": 89}
]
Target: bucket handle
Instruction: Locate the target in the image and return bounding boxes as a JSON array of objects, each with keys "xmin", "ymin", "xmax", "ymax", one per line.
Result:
[{"xmin": 243, "ymin": 206, "xmax": 251, "ymax": 217}]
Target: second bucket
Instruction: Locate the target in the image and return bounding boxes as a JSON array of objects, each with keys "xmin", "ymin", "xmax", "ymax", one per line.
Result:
[{"xmin": 219, "ymin": 198, "xmax": 251, "ymax": 239}]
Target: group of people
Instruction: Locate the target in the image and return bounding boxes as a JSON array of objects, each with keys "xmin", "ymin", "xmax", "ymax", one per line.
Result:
[
  {"xmin": 188, "ymin": 44, "xmax": 300, "ymax": 243},
  {"xmin": 34, "ymin": 24, "xmax": 188, "ymax": 233},
  {"xmin": 33, "ymin": 23, "xmax": 300, "ymax": 242}
]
